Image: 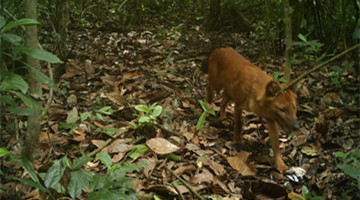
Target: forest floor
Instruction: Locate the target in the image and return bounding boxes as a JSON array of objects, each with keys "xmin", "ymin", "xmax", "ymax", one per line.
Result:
[{"xmin": 4, "ymin": 23, "xmax": 360, "ymax": 199}]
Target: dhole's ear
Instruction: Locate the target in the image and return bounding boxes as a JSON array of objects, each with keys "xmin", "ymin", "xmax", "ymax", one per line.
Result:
[{"xmin": 266, "ymin": 81, "xmax": 281, "ymax": 97}]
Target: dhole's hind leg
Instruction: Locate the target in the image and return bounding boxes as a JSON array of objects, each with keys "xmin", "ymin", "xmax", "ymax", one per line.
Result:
[
  {"xmin": 206, "ymin": 80, "xmax": 214, "ymax": 104},
  {"xmin": 234, "ymin": 105, "xmax": 243, "ymax": 143},
  {"xmin": 220, "ymin": 92, "xmax": 231, "ymax": 120}
]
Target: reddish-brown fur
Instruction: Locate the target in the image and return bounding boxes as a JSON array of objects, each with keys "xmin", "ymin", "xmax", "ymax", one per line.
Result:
[{"xmin": 204, "ymin": 47, "xmax": 299, "ymax": 171}]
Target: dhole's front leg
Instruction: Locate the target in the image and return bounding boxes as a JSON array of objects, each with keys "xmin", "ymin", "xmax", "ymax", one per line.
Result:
[
  {"xmin": 234, "ymin": 105, "xmax": 243, "ymax": 143},
  {"xmin": 267, "ymin": 119, "xmax": 288, "ymax": 171},
  {"xmin": 220, "ymin": 93, "xmax": 231, "ymax": 120}
]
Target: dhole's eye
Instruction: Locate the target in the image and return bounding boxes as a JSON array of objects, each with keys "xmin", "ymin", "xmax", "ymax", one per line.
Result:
[{"xmin": 280, "ymin": 108, "xmax": 286, "ymax": 113}]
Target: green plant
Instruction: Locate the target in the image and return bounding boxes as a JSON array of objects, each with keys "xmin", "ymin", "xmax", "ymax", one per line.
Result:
[
  {"xmin": 129, "ymin": 103, "xmax": 163, "ymax": 129},
  {"xmin": 271, "ymin": 71, "xmax": 288, "ymax": 83},
  {"xmin": 334, "ymin": 149, "xmax": 360, "ymax": 189},
  {"xmin": 293, "ymin": 34, "xmax": 329, "ymax": 64},
  {"xmin": 0, "ymin": 148, "xmax": 142, "ymax": 199},
  {"xmin": 0, "ymin": 16, "xmax": 62, "ymax": 117},
  {"xmin": 326, "ymin": 62, "xmax": 353, "ymax": 87},
  {"xmin": 300, "ymin": 185, "xmax": 325, "ymax": 200},
  {"xmin": 196, "ymin": 100, "xmax": 215, "ymax": 131}
]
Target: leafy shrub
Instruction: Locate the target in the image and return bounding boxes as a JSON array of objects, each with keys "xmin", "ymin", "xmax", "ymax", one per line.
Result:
[{"xmin": 0, "ymin": 148, "xmax": 142, "ymax": 199}]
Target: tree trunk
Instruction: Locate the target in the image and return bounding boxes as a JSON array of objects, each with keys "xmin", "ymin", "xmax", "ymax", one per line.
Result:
[
  {"xmin": 265, "ymin": 0, "xmax": 275, "ymax": 54},
  {"xmin": 51, "ymin": 0, "xmax": 70, "ymax": 81},
  {"xmin": 25, "ymin": 0, "xmax": 42, "ymax": 160},
  {"xmin": 283, "ymin": 0, "xmax": 292, "ymax": 81}
]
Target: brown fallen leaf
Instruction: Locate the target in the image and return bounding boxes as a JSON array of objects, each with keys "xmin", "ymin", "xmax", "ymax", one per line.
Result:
[
  {"xmin": 204, "ymin": 160, "xmax": 226, "ymax": 176},
  {"xmin": 243, "ymin": 180, "xmax": 288, "ymax": 200},
  {"xmin": 191, "ymin": 168, "xmax": 214, "ymax": 184},
  {"xmin": 227, "ymin": 151, "xmax": 255, "ymax": 176},
  {"xmin": 146, "ymin": 137, "xmax": 180, "ymax": 155}
]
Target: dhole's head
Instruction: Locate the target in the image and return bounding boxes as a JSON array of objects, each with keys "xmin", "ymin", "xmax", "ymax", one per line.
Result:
[{"xmin": 263, "ymin": 81, "xmax": 299, "ymax": 132}]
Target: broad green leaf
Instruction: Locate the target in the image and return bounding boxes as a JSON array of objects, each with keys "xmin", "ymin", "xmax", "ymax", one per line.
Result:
[
  {"xmin": 68, "ymin": 170, "xmax": 92, "ymax": 199},
  {"xmin": 2, "ymin": 33, "xmax": 23, "ymax": 46},
  {"xmin": 80, "ymin": 112, "xmax": 91, "ymax": 122},
  {"xmin": 20, "ymin": 153, "xmax": 40, "ymax": 183},
  {"xmin": 337, "ymin": 164, "xmax": 360, "ymax": 180},
  {"xmin": 334, "ymin": 151, "xmax": 347, "ymax": 159},
  {"xmin": 24, "ymin": 62, "xmax": 62, "ymax": 94},
  {"xmin": 139, "ymin": 116, "xmax": 151, "ymax": 123},
  {"xmin": 0, "ymin": 148, "xmax": 11, "ymax": 157},
  {"xmin": 44, "ymin": 158, "xmax": 66, "ymax": 188},
  {"xmin": 1, "ymin": 18, "xmax": 39, "ymax": 33},
  {"xmin": 12, "ymin": 91, "xmax": 44, "ymax": 110},
  {"xmin": 13, "ymin": 46, "xmax": 62, "ymax": 63},
  {"xmin": 298, "ymin": 33, "xmax": 307, "ymax": 42},
  {"xmin": 89, "ymin": 174, "xmax": 106, "ymax": 191},
  {"xmin": 196, "ymin": 112, "xmax": 206, "ymax": 131},
  {"xmin": 71, "ymin": 156, "xmax": 93, "ymax": 170},
  {"xmin": 97, "ymin": 152, "xmax": 113, "ymax": 169},
  {"xmin": 0, "ymin": 16, "xmax": 5, "ymax": 29},
  {"xmin": 208, "ymin": 109, "xmax": 216, "ymax": 116},
  {"xmin": 135, "ymin": 105, "xmax": 149, "ymax": 113},
  {"xmin": 0, "ymin": 94, "xmax": 16, "ymax": 106},
  {"xmin": 128, "ymin": 145, "xmax": 149, "ymax": 159},
  {"xmin": 10, "ymin": 176, "xmax": 49, "ymax": 192},
  {"xmin": 0, "ymin": 71, "xmax": 29, "ymax": 93},
  {"xmin": 9, "ymin": 107, "xmax": 37, "ymax": 116},
  {"xmin": 96, "ymin": 113, "xmax": 104, "ymax": 120},
  {"xmin": 154, "ymin": 195, "xmax": 161, "ymax": 200},
  {"xmin": 151, "ymin": 105, "xmax": 162, "ymax": 117},
  {"xmin": 108, "ymin": 165, "xmax": 140, "ymax": 181},
  {"xmin": 302, "ymin": 185, "xmax": 310, "ymax": 199}
]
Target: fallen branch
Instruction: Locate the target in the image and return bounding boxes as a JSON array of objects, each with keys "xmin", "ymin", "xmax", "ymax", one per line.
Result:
[
  {"xmin": 276, "ymin": 43, "xmax": 360, "ymax": 96},
  {"xmin": 164, "ymin": 165, "xmax": 205, "ymax": 200}
]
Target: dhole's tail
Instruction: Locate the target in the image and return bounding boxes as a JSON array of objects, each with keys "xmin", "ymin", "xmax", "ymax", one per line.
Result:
[{"xmin": 201, "ymin": 58, "xmax": 208, "ymax": 73}]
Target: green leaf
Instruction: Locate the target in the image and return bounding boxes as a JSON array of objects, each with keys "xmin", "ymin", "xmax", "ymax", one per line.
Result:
[
  {"xmin": 196, "ymin": 112, "xmax": 207, "ymax": 131},
  {"xmin": 298, "ymin": 33, "xmax": 307, "ymax": 43},
  {"xmin": 98, "ymin": 106, "xmax": 112, "ymax": 115},
  {"xmin": 2, "ymin": 33, "xmax": 23, "ymax": 45},
  {"xmin": 0, "ymin": 148, "xmax": 11, "ymax": 157},
  {"xmin": 0, "ymin": 16, "xmax": 5, "ymax": 29},
  {"xmin": 139, "ymin": 116, "xmax": 151, "ymax": 123},
  {"xmin": 154, "ymin": 195, "xmax": 162, "ymax": 200},
  {"xmin": 72, "ymin": 156, "xmax": 93, "ymax": 170},
  {"xmin": 68, "ymin": 170, "xmax": 92, "ymax": 199},
  {"xmin": 334, "ymin": 151, "xmax": 347, "ymax": 159},
  {"xmin": 89, "ymin": 174, "xmax": 106, "ymax": 192},
  {"xmin": 20, "ymin": 153, "xmax": 40, "ymax": 183},
  {"xmin": 310, "ymin": 196, "xmax": 325, "ymax": 200},
  {"xmin": 208, "ymin": 109, "xmax": 216, "ymax": 116},
  {"xmin": 80, "ymin": 112, "xmax": 91, "ymax": 122},
  {"xmin": 44, "ymin": 157, "xmax": 67, "ymax": 188},
  {"xmin": 337, "ymin": 164, "xmax": 360, "ymax": 181},
  {"xmin": 9, "ymin": 107, "xmax": 37, "ymax": 116},
  {"xmin": 199, "ymin": 100, "xmax": 209, "ymax": 112},
  {"xmin": 135, "ymin": 105, "xmax": 149, "ymax": 113},
  {"xmin": 0, "ymin": 71, "xmax": 29, "ymax": 93},
  {"xmin": 151, "ymin": 105, "xmax": 162, "ymax": 117},
  {"xmin": 1, "ymin": 18, "xmax": 39, "ymax": 33},
  {"xmin": 11, "ymin": 91, "xmax": 44, "ymax": 110},
  {"xmin": 13, "ymin": 46, "xmax": 62, "ymax": 63},
  {"xmin": 10, "ymin": 176, "xmax": 49, "ymax": 192},
  {"xmin": 0, "ymin": 95, "xmax": 16, "ymax": 106},
  {"xmin": 302, "ymin": 185, "xmax": 310, "ymax": 199},
  {"xmin": 24, "ymin": 62, "xmax": 62, "ymax": 94},
  {"xmin": 128, "ymin": 145, "xmax": 149, "ymax": 159},
  {"xmin": 301, "ymin": 149, "xmax": 318, "ymax": 156},
  {"xmin": 97, "ymin": 152, "xmax": 113, "ymax": 169}
]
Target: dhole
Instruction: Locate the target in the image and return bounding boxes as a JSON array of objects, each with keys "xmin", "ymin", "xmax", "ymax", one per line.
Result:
[{"xmin": 202, "ymin": 47, "xmax": 299, "ymax": 171}]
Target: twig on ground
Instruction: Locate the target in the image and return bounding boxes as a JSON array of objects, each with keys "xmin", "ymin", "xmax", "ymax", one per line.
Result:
[{"xmin": 164, "ymin": 165, "xmax": 205, "ymax": 200}]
